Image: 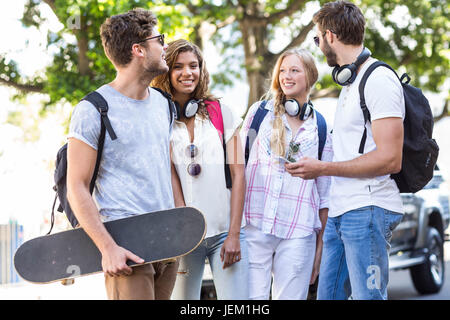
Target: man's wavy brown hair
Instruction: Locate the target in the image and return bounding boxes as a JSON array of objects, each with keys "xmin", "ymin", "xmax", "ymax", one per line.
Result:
[
  {"xmin": 313, "ymin": 1, "xmax": 365, "ymax": 45},
  {"xmin": 151, "ymin": 39, "xmax": 216, "ymax": 119},
  {"xmin": 100, "ymin": 8, "xmax": 157, "ymax": 67}
]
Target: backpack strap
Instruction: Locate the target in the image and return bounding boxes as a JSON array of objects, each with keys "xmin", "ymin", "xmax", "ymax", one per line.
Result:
[
  {"xmin": 151, "ymin": 87, "xmax": 176, "ymax": 125},
  {"xmin": 204, "ymin": 100, "xmax": 232, "ymax": 189},
  {"xmin": 315, "ymin": 110, "xmax": 327, "ymax": 160},
  {"xmin": 83, "ymin": 91, "xmax": 117, "ymax": 141},
  {"xmin": 81, "ymin": 91, "xmax": 117, "ymax": 193},
  {"xmin": 357, "ymin": 61, "xmax": 399, "ymax": 154},
  {"xmin": 245, "ymin": 100, "xmax": 269, "ymax": 166},
  {"xmin": 205, "ymin": 100, "xmax": 224, "ymax": 137}
]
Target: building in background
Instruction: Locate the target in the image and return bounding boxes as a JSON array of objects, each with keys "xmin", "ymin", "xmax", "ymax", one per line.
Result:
[{"xmin": 0, "ymin": 220, "xmax": 24, "ymax": 284}]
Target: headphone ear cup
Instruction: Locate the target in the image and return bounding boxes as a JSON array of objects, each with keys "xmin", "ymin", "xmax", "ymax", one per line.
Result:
[
  {"xmin": 184, "ymin": 100, "xmax": 199, "ymax": 118},
  {"xmin": 332, "ymin": 66, "xmax": 348, "ymax": 86},
  {"xmin": 345, "ymin": 64, "xmax": 358, "ymax": 84},
  {"xmin": 284, "ymin": 99, "xmax": 300, "ymax": 117},
  {"xmin": 333, "ymin": 48, "xmax": 371, "ymax": 86},
  {"xmin": 334, "ymin": 65, "xmax": 354, "ymax": 86}
]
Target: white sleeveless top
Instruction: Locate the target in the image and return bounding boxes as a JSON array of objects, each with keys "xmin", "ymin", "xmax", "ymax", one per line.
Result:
[{"xmin": 170, "ymin": 102, "xmax": 244, "ymax": 238}]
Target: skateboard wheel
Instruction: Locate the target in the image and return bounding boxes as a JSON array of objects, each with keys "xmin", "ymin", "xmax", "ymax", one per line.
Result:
[{"xmin": 61, "ymin": 279, "xmax": 75, "ymax": 286}]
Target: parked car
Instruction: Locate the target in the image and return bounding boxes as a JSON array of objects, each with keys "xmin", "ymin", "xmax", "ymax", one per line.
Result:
[
  {"xmin": 201, "ymin": 165, "xmax": 450, "ymax": 298},
  {"xmin": 390, "ymin": 164, "xmax": 449, "ymax": 294}
]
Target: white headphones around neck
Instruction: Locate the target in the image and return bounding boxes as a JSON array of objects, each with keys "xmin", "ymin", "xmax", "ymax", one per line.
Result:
[
  {"xmin": 284, "ymin": 99, "xmax": 313, "ymax": 120},
  {"xmin": 175, "ymin": 99, "xmax": 201, "ymax": 120}
]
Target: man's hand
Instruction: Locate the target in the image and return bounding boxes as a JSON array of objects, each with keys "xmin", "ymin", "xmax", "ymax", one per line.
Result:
[
  {"xmin": 285, "ymin": 157, "xmax": 325, "ymax": 180},
  {"xmin": 101, "ymin": 244, "xmax": 144, "ymax": 277}
]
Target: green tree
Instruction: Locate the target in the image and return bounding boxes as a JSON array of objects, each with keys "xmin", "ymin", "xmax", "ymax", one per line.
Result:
[
  {"xmin": 178, "ymin": 0, "xmax": 448, "ymax": 112},
  {"xmin": 0, "ymin": 0, "xmax": 448, "ymax": 116},
  {"xmin": 0, "ymin": 0, "xmax": 191, "ymax": 108}
]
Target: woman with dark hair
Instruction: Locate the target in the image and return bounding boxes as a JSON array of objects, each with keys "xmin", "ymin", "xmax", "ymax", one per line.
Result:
[{"xmin": 152, "ymin": 39, "xmax": 249, "ymax": 300}]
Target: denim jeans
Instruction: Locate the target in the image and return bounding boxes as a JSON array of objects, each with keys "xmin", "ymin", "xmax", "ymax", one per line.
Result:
[
  {"xmin": 171, "ymin": 230, "xmax": 249, "ymax": 300},
  {"xmin": 317, "ymin": 206, "xmax": 403, "ymax": 300}
]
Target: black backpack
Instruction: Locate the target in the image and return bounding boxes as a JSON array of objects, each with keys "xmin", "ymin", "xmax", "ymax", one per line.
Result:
[
  {"xmin": 48, "ymin": 91, "xmax": 117, "ymax": 234},
  {"xmin": 358, "ymin": 61, "xmax": 439, "ymax": 193},
  {"xmin": 48, "ymin": 88, "xmax": 175, "ymax": 234}
]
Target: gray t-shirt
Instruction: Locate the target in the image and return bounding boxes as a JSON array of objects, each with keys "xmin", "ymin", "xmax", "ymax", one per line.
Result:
[{"xmin": 68, "ymin": 85, "xmax": 175, "ymax": 221}]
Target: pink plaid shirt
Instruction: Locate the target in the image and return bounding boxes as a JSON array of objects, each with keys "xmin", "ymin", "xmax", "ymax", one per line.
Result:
[{"xmin": 240, "ymin": 100, "xmax": 333, "ymax": 239}]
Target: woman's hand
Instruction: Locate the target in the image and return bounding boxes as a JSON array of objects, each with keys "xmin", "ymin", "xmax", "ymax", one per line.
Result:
[
  {"xmin": 310, "ymin": 237, "xmax": 323, "ymax": 285},
  {"xmin": 220, "ymin": 233, "xmax": 241, "ymax": 269}
]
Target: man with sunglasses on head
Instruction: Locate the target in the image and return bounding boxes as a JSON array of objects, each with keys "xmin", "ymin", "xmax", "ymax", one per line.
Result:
[
  {"xmin": 285, "ymin": 1, "xmax": 405, "ymax": 300},
  {"xmin": 66, "ymin": 8, "xmax": 184, "ymax": 300}
]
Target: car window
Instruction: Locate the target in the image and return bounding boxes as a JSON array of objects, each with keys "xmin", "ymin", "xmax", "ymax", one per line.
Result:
[{"xmin": 424, "ymin": 174, "xmax": 444, "ymax": 189}]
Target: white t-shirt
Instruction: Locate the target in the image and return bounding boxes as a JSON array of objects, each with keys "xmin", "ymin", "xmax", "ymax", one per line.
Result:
[
  {"xmin": 171, "ymin": 102, "xmax": 245, "ymax": 238},
  {"xmin": 329, "ymin": 58, "xmax": 405, "ymax": 217}
]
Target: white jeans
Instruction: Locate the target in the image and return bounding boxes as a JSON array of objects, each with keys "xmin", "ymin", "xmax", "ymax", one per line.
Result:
[{"xmin": 244, "ymin": 225, "xmax": 316, "ymax": 300}]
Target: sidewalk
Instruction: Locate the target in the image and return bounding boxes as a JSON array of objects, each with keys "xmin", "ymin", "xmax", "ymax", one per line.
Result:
[{"xmin": 0, "ymin": 273, "xmax": 106, "ymax": 300}]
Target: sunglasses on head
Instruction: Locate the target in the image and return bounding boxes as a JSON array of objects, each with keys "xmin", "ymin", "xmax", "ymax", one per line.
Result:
[
  {"xmin": 136, "ymin": 33, "xmax": 165, "ymax": 46},
  {"xmin": 186, "ymin": 144, "xmax": 201, "ymax": 177}
]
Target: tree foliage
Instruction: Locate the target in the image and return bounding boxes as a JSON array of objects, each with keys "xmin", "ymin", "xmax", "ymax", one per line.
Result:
[
  {"xmin": 3, "ymin": 0, "xmax": 193, "ymax": 107},
  {"xmin": 1, "ymin": 0, "xmax": 448, "ymax": 116}
]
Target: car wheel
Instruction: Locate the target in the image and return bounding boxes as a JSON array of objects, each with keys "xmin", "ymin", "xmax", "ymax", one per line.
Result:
[{"xmin": 409, "ymin": 227, "xmax": 445, "ymax": 294}]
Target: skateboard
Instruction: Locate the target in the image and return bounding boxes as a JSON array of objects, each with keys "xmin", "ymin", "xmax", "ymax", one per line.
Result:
[{"xmin": 14, "ymin": 207, "xmax": 206, "ymax": 284}]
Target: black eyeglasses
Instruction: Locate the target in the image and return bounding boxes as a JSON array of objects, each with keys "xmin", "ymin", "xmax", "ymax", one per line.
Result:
[
  {"xmin": 186, "ymin": 144, "xmax": 201, "ymax": 177},
  {"xmin": 313, "ymin": 36, "xmax": 320, "ymax": 47},
  {"xmin": 136, "ymin": 34, "xmax": 165, "ymax": 46}
]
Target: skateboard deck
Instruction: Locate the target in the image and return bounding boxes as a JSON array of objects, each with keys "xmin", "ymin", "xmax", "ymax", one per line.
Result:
[{"xmin": 14, "ymin": 207, "xmax": 206, "ymax": 284}]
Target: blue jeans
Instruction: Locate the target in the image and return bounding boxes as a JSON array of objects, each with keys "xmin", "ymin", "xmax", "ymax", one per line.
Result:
[
  {"xmin": 317, "ymin": 206, "xmax": 403, "ymax": 300},
  {"xmin": 171, "ymin": 230, "xmax": 249, "ymax": 300}
]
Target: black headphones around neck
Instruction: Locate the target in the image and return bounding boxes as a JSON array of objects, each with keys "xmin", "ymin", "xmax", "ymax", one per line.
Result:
[
  {"xmin": 174, "ymin": 99, "xmax": 201, "ymax": 120},
  {"xmin": 332, "ymin": 47, "xmax": 371, "ymax": 86},
  {"xmin": 284, "ymin": 99, "xmax": 313, "ymax": 121}
]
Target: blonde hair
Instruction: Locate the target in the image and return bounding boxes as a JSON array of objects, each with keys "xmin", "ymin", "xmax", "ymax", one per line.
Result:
[
  {"xmin": 151, "ymin": 39, "xmax": 216, "ymax": 119},
  {"xmin": 266, "ymin": 49, "xmax": 318, "ymax": 157}
]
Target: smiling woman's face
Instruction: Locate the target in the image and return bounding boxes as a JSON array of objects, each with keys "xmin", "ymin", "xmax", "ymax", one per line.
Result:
[
  {"xmin": 170, "ymin": 51, "xmax": 200, "ymax": 97},
  {"xmin": 278, "ymin": 54, "xmax": 308, "ymax": 100}
]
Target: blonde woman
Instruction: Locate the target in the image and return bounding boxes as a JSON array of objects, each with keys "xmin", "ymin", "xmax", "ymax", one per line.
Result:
[
  {"xmin": 152, "ymin": 39, "xmax": 248, "ymax": 300},
  {"xmin": 240, "ymin": 49, "xmax": 333, "ymax": 300}
]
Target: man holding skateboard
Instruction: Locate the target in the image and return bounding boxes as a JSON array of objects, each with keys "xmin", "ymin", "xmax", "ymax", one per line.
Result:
[{"xmin": 66, "ymin": 8, "xmax": 185, "ymax": 300}]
